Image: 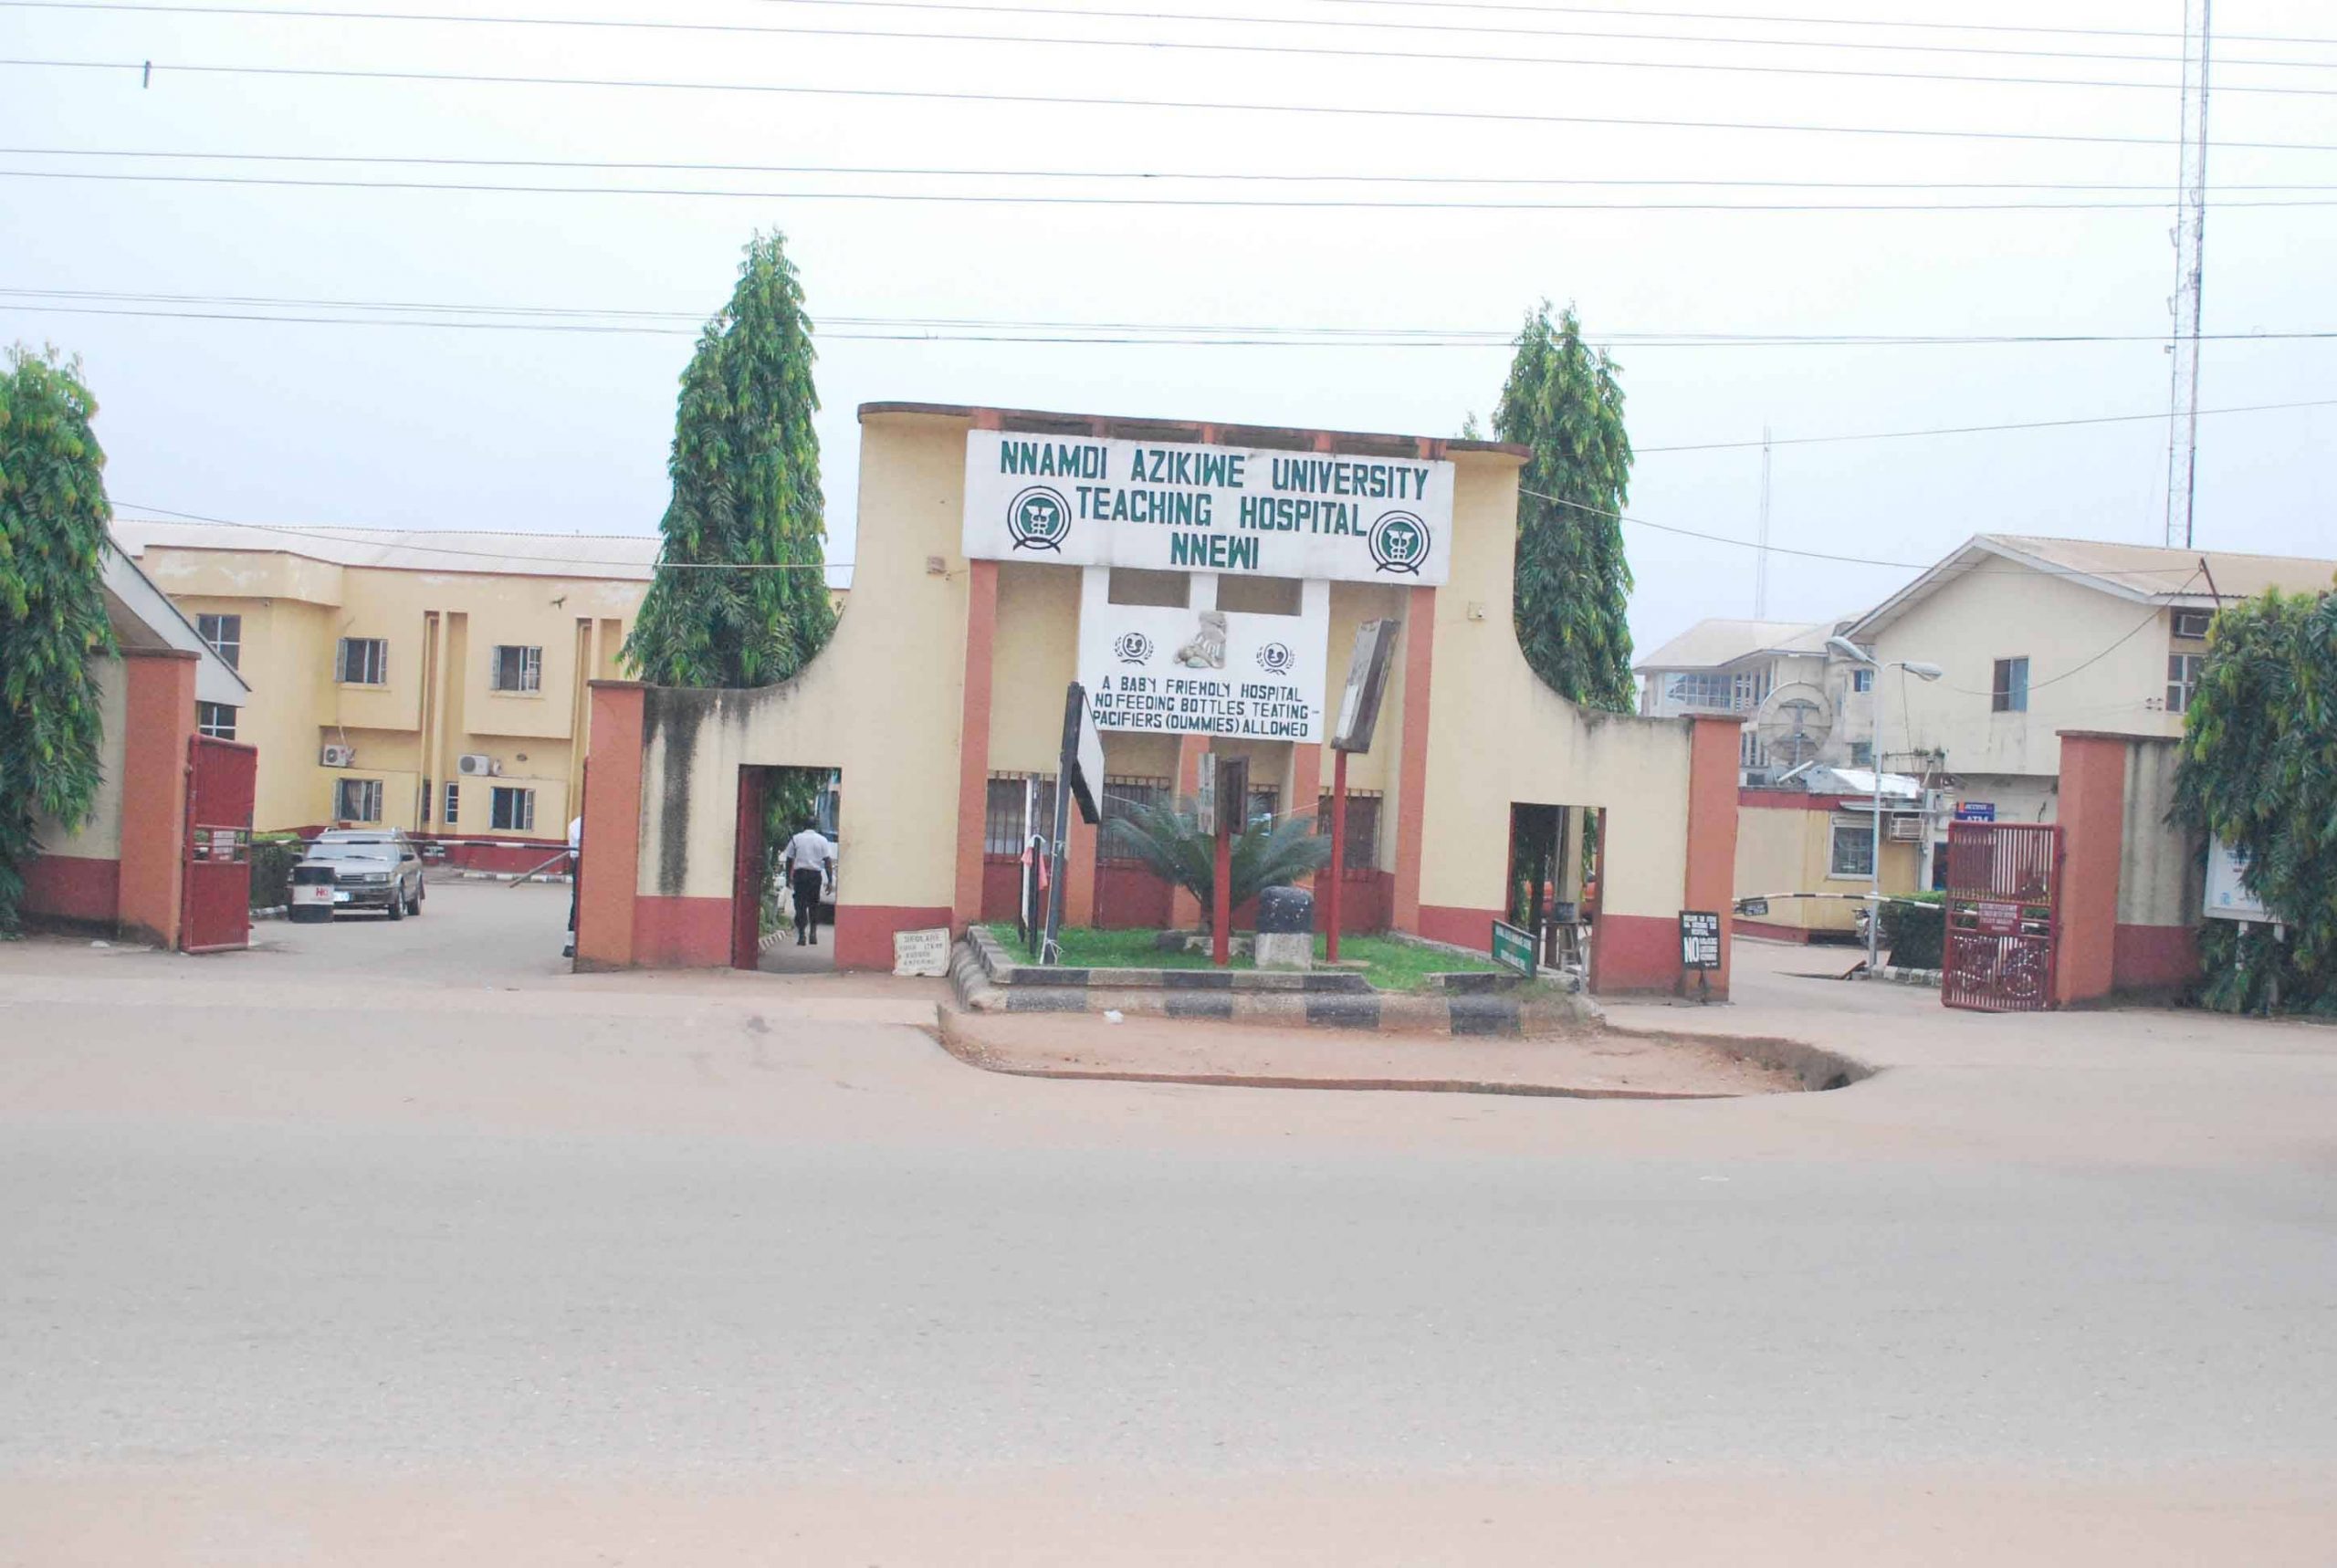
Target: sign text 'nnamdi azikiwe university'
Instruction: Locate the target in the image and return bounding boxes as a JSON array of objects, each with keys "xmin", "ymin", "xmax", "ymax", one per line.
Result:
[{"xmin": 962, "ymin": 431, "xmax": 1455, "ymax": 586}]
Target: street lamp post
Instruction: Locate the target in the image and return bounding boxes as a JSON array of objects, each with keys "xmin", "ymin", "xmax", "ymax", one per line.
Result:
[{"xmin": 1828, "ymin": 636, "xmax": 1944, "ymax": 977}]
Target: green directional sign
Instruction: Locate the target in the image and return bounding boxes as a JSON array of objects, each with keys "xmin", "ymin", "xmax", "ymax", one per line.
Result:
[{"xmin": 1491, "ymin": 919, "xmax": 1536, "ymax": 978}]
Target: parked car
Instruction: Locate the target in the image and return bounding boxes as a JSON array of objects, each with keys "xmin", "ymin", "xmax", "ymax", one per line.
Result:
[{"xmin": 291, "ymin": 835, "xmax": 425, "ymax": 920}]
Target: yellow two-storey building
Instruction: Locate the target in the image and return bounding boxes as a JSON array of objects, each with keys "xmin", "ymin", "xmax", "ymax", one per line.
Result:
[{"xmin": 116, "ymin": 522, "xmax": 706, "ymax": 852}]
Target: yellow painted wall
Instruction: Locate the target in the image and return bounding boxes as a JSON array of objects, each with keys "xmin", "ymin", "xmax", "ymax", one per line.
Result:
[
  {"xmin": 29, "ymin": 656, "xmax": 128, "ymax": 860},
  {"xmin": 140, "ymin": 549, "xmax": 646, "ymax": 835},
  {"xmin": 1414, "ymin": 459, "xmax": 1707, "ymax": 924}
]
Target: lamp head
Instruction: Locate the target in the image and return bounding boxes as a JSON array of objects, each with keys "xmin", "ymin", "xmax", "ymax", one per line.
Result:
[
  {"xmin": 1901, "ymin": 661, "xmax": 1945, "ymax": 682},
  {"xmin": 1827, "ymin": 635, "xmax": 1875, "ymax": 664}
]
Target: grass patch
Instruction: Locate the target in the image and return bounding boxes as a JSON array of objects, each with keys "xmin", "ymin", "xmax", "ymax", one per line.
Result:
[{"xmin": 980, "ymin": 924, "xmax": 1507, "ymax": 991}]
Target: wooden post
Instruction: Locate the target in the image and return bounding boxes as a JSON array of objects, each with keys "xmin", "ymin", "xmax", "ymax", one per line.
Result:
[{"xmin": 1326, "ymin": 748, "xmax": 1348, "ymax": 964}]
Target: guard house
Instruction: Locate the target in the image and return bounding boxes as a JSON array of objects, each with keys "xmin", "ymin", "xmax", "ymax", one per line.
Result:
[{"xmin": 576, "ymin": 402, "xmax": 1742, "ymax": 997}]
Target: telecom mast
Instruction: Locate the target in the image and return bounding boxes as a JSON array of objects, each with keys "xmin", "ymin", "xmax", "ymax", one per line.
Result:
[{"xmin": 2165, "ymin": 0, "xmax": 2214, "ymax": 549}]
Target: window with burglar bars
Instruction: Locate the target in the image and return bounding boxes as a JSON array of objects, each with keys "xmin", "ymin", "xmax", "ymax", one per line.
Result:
[
  {"xmin": 1246, "ymin": 786, "xmax": 1280, "ymax": 827},
  {"xmin": 336, "ymin": 637, "xmax": 387, "ymax": 685},
  {"xmin": 2166, "ymin": 653, "xmax": 2207, "ymax": 715},
  {"xmin": 195, "ymin": 612, "xmax": 241, "ymax": 671},
  {"xmin": 490, "ymin": 786, "xmax": 535, "ymax": 832},
  {"xmin": 1315, "ymin": 789, "xmax": 1382, "ymax": 869},
  {"xmin": 1100, "ymin": 776, "xmax": 1171, "ymax": 860},
  {"xmin": 335, "ymin": 778, "xmax": 383, "ymax": 822},
  {"xmin": 984, "ymin": 773, "xmax": 1036, "ymax": 854},
  {"xmin": 443, "ymin": 781, "xmax": 459, "ymax": 826},
  {"xmin": 491, "ymin": 644, "xmax": 542, "ymax": 693}
]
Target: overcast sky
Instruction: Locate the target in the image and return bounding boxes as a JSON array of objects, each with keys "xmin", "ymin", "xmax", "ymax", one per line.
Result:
[{"xmin": 5, "ymin": 0, "xmax": 2334, "ymax": 655}]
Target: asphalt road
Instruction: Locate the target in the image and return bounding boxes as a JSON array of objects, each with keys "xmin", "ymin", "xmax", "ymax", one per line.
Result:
[{"xmin": 3, "ymin": 885, "xmax": 2333, "ymax": 1563}]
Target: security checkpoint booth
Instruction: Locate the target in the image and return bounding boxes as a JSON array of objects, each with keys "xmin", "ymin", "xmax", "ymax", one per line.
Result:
[{"xmin": 576, "ymin": 402, "xmax": 1742, "ymax": 998}]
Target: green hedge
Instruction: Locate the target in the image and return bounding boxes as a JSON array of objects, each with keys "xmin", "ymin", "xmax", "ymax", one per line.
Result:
[
  {"xmin": 1881, "ymin": 893, "xmax": 1945, "ymax": 970},
  {"xmin": 248, "ymin": 835, "xmax": 305, "ymax": 911}
]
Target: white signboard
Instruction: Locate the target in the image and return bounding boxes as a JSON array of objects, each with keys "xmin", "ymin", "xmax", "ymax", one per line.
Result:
[
  {"xmin": 963, "ymin": 430, "xmax": 1453, "ymax": 585},
  {"xmin": 892, "ymin": 926, "xmax": 953, "ymax": 977},
  {"xmin": 2204, "ymin": 837, "xmax": 2269, "ymax": 922},
  {"xmin": 1076, "ymin": 568, "xmax": 1330, "ymax": 743}
]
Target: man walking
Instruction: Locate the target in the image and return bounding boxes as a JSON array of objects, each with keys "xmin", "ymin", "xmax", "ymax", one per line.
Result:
[{"xmin": 783, "ymin": 818, "xmax": 836, "ymax": 946}]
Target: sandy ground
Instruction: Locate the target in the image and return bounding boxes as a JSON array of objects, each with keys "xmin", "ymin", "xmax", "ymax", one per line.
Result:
[
  {"xmin": 944, "ymin": 1009, "xmax": 1805, "ymax": 1097},
  {"xmin": 3, "ymin": 891, "xmax": 2333, "ymax": 1564}
]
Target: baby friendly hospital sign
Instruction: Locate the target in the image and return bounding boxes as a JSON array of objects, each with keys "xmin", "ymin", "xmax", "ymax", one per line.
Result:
[{"xmin": 962, "ymin": 431, "xmax": 1455, "ymax": 586}]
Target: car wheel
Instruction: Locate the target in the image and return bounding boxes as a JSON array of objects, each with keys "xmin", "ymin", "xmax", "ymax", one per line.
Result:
[
  {"xmin": 386, "ymin": 890, "xmax": 405, "ymax": 921},
  {"xmin": 408, "ymin": 880, "xmax": 424, "ymax": 915}
]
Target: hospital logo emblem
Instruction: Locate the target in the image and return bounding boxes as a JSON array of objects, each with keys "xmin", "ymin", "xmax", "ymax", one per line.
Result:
[
  {"xmin": 1255, "ymin": 642, "xmax": 1294, "ymax": 674},
  {"xmin": 1113, "ymin": 631, "xmax": 1154, "ymax": 665},
  {"xmin": 1368, "ymin": 510, "xmax": 1428, "ymax": 575},
  {"xmin": 1007, "ymin": 486, "xmax": 1071, "ymax": 551}
]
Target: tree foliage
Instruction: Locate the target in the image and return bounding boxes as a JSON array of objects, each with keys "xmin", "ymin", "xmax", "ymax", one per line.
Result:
[
  {"xmin": 0, "ymin": 347, "xmax": 119, "ymax": 933},
  {"xmin": 1105, "ymin": 799, "xmax": 1334, "ymax": 929},
  {"xmin": 624, "ymin": 231, "xmax": 836, "ymax": 690},
  {"xmin": 1493, "ymin": 303, "xmax": 1636, "ymax": 713},
  {"xmin": 2175, "ymin": 586, "xmax": 2337, "ymax": 1014}
]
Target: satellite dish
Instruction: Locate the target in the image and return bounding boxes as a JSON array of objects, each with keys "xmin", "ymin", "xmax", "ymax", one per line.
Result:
[{"xmin": 1754, "ymin": 682, "xmax": 1834, "ymax": 771}]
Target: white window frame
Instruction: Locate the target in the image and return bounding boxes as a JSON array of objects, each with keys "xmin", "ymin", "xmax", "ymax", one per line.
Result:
[
  {"xmin": 1829, "ymin": 818, "xmax": 1875, "ymax": 880},
  {"xmin": 195, "ymin": 701, "xmax": 236, "ymax": 740},
  {"xmin": 489, "ymin": 785, "xmax": 536, "ymax": 832},
  {"xmin": 336, "ymin": 778, "xmax": 384, "ymax": 823},
  {"xmin": 337, "ymin": 636, "xmax": 388, "ymax": 685},
  {"xmin": 443, "ymin": 781, "xmax": 460, "ymax": 826},
  {"xmin": 490, "ymin": 643, "xmax": 543, "ymax": 694},
  {"xmin": 2167, "ymin": 653, "xmax": 2207, "ymax": 715},
  {"xmin": 1991, "ymin": 656, "xmax": 2029, "ymax": 714},
  {"xmin": 195, "ymin": 612, "xmax": 242, "ymax": 671},
  {"xmin": 1851, "ymin": 667, "xmax": 1874, "ymax": 694}
]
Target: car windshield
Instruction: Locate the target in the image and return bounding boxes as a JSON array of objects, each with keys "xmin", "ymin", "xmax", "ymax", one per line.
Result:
[{"xmin": 305, "ymin": 843, "xmax": 392, "ymax": 863}]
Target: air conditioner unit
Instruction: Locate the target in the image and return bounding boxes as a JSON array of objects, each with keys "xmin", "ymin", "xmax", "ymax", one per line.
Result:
[
  {"xmin": 320, "ymin": 744, "xmax": 355, "ymax": 768},
  {"xmin": 457, "ymin": 753, "xmax": 498, "ymax": 777},
  {"xmin": 1889, "ymin": 815, "xmax": 1923, "ymax": 841}
]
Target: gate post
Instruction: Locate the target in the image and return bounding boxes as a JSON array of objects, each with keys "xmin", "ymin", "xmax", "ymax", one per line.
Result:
[
  {"xmin": 2055, "ymin": 733, "xmax": 2130, "ymax": 1007},
  {"xmin": 576, "ymin": 681, "xmax": 645, "ymax": 970},
  {"xmin": 117, "ymin": 649, "xmax": 199, "ymax": 950}
]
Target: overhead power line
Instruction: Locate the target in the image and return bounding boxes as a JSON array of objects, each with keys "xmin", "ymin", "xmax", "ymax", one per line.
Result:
[
  {"xmin": 1636, "ymin": 396, "xmax": 2337, "ymax": 453},
  {"xmin": 114, "ymin": 502, "xmax": 845, "ymax": 570},
  {"xmin": 1274, "ymin": 0, "xmax": 2335, "ymax": 48},
  {"xmin": 10, "ymin": 288, "xmax": 2337, "ymax": 348},
  {"xmin": 15, "ymin": 147, "xmax": 2337, "ymax": 194},
  {"xmin": 16, "ymin": 166, "xmax": 2337, "ymax": 211},
  {"xmin": 11, "ymin": 57, "xmax": 2337, "ymax": 152},
  {"xmin": 10, "ymin": 1, "xmax": 2334, "ymax": 97}
]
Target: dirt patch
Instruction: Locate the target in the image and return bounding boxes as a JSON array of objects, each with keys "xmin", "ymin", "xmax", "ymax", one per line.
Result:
[{"xmin": 939, "ymin": 1009, "xmax": 1818, "ymax": 1099}]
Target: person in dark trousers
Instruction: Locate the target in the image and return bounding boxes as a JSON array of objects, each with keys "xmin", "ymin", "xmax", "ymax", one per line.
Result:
[
  {"xmin": 782, "ymin": 819, "xmax": 836, "ymax": 946},
  {"xmin": 563, "ymin": 813, "xmax": 582, "ymax": 959}
]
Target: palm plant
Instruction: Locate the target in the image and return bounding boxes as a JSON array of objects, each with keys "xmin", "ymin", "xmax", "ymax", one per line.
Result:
[{"xmin": 1105, "ymin": 798, "xmax": 1334, "ymax": 930}]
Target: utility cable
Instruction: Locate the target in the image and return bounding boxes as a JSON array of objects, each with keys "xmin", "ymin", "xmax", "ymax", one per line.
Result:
[
  {"xmin": 1637, "ymin": 398, "xmax": 2337, "ymax": 453},
  {"xmin": 10, "ymin": 1, "xmax": 2334, "ymax": 97},
  {"xmin": 112, "ymin": 502, "xmax": 847, "ymax": 570},
  {"xmin": 11, "ymin": 57, "xmax": 2337, "ymax": 152}
]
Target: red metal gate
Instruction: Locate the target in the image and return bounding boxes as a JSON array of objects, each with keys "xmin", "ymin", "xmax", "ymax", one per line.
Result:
[
  {"xmin": 183, "ymin": 735, "xmax": 257, "ymax": 953},
  {"xmin": 1943, "ymin": 821, "xmax": 2061, "ymax": 1011}
]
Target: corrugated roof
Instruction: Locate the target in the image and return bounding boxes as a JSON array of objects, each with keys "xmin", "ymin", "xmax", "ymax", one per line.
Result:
[
  {"xmin": 1634, "ymin": 617, "xmax": 1841, "ymax": 673},
  {"xmin": 110, "ymin": 517, "xmax": 854, "ymax": 590}
]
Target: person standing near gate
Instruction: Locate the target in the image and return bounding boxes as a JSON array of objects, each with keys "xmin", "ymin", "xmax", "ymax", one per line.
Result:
[
  {"xmin": 563, "ymin": 813, "xmax": 582, "ymax": 959},
  {"xmin": 783, "ymin": 819, "xmax": 835, "ymax": 946}
]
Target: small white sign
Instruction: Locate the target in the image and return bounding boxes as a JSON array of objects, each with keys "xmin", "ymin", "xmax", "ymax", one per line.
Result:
[
  {"xmin": 893, "ymin": 926, "xmax": 953, "ymax": 977},
  {"xmin": 963, "ymin": 430, "xmax": 1454, "ymax": 586},
  {"xmin": 2204, "ymin": 838, "xmax": 2269, "ymax": 922}
]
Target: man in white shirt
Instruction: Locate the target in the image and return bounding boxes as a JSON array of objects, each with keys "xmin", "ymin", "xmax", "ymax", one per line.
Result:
[
  {"xmin": 563, "ymin": 814, "xmax": 582, "ymax": 959},
  {"xmin": 782, "ymin": 819, "xmax": 836, "ymax": 946}
]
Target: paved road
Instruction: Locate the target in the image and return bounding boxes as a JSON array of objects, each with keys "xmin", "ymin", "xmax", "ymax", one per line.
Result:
[{"xmin": 4, "ymin": 887, "xmax": 2334, "ymax": 1563}]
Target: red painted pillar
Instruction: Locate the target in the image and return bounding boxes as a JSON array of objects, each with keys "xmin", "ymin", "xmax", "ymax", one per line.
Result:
[
  {"xmin": 576, "ymin": 681, "xmax": 645, "ymax": 970},
  {"xmin": 117, "ymin": 650, "xmax": 198, "ymax": 949},
  {"xmin": 1682, "ymin": 715, "xmax": 1745, "ymax": 1000},
  {"xmin": 2054, "ymin": 733, "xmax": 2129, "ymax": 1006}
]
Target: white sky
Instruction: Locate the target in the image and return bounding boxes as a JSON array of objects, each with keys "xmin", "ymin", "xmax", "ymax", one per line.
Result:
[{"xmin": 5, "ymin": 0, "xmax": 2334, "ymax": 655}]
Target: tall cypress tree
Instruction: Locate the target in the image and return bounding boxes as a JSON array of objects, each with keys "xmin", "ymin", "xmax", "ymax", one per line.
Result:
[
  {"xmin": 0, "ymin": 347, "xmax": 120, "ymax": 934},
  {"xmin": 1493, "ymin": 303, "xmax": 1636, "ymax": 713},
  {"xmin": 625, "ymin": 232, "xmax": 835, "ymax": 687}
]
